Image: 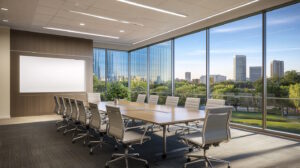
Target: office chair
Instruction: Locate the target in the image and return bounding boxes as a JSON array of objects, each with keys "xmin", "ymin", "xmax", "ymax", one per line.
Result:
[
  {"xmin": 148, "ymin": 95, "xmax": 159, "ymax": 105},
  {"xmin": 88, "ymin": 103, "xmax": 107, "ymax": 154},
  {"xmin": 182, "ymin": 106, "xmax": 232, "ymax": 168},
  {"xmin": 165, "ymin": 96, "xmax": 179, "ymax": 107},
  {"xmin": 136, "ymin": 94, "xmax": 147, "ymax": 103},
  {"xmin": 87, "ymin": 93, "xmax": 101, "ymax": 103},
  {"xmin": 54, "ymin": 96, "xmax": 60, "ymax": 116},
  {"xmin": 174, "ymin": 97, "xmax": 201, "ymax": 134},
  {"xmin": 56, "ymin": 96, "xmax": 67, "ymax": 131},
  {"xmin": 63, "ymin": 99, "xmax": 79, "ymax": 135},
  {"xmin": 206, "ymin": 99, "xmax": 226, "ymax": 108},
  {"xmin": 165, "ymin": 96, "xmax": 179, "ymax": 132},
  {"xmin": 105, "ymin": 105, "xmax": 151, "ymax": 168},
  {"xmin": 72, "ymin": 100, "xmax": 90, "ymax": 144}
]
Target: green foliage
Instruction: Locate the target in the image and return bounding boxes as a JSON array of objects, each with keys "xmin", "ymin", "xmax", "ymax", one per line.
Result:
[
  {"xmin": 106, "ymin": 82, "xmax": 129, "ymax": 101},
  {"xmin": 289, "ymin": 83, "xmax": 300, "ymax": 111},
  {"xmin": 93, "ymin": 75, "xmax": 106, "ymax": 93}
]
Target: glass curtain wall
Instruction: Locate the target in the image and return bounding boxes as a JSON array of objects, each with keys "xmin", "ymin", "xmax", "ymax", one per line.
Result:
[
  {"xmin": 266, "ymin": 3, "xmax": 300, "ymax": 134},
  {"xmin": 107, "ymin": 50, "xmax": 129, "ymax": 86},
  {"xmin": 174, "ymin": 31, "xmax": 206, "ymax": 107},
  {"xmin": 210, "ymin": 15, "xmax": 263, "ymax": 127},
  {"xmin": 93, "ymin": 48, "xmax": 106, "ymax": 93},
  {"xmin": 149, "ymin": 41, "xmax": 172, "ymax": 104},
  {"xmin": 130, "ymin": 48, "xmax": 148, "ymax": 101}
]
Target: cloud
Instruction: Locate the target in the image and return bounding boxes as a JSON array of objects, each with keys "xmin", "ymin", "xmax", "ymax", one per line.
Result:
[
  {"xmin": 211, "ymin": 24, "xmax": 261, "ymax": 34},
  {"xmin": 268, "ymin": 47, "xmax": 300, "ymax": 52},
  {"xmin": 268, "ymin": 15, "xmax": 300, "ymax": 26}
]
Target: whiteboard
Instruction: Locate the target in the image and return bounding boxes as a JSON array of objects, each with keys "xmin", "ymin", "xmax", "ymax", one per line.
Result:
[{"xmin": 20, "ymin": 56, "xmax": 86, "ymax": 93}]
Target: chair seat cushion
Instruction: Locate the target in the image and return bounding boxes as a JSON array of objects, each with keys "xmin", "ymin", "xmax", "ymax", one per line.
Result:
[
  {"xmin": 183, "ymin": 132, "xmax": 203, "ymax": 146},
  {"xmin": 122, "ymin": 131, "xmax": 150, "ymax": 144}
]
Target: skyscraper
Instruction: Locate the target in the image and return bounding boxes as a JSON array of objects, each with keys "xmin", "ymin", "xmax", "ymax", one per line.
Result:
[
  {"xmin": 185, "ymin": 72, "xmax": 191, "ymax": 82},
  {"xmin": 249, "ymin": 66, "xmax": 262, "ymax": 82},
  {"xmin": 233, "ymin": 55, "xmax": 246, "ymax": 81},
  {"xmin": 271, "ymin": 60, "xmax": 284, "ymax": 78}
]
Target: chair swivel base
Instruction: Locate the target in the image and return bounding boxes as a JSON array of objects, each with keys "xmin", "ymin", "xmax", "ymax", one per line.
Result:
[
  {"xmin": 105, "ymin": 148, "xmax": 149, "ymax": 168},
  {"xmin": 184, "ymin": 154, "xmax": 230, "ymax": 168}
]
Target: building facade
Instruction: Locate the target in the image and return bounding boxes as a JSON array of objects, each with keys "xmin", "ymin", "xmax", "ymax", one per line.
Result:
[{"xmin": 233, "ymin": 55, "xmax": 247, "ymax": 82}]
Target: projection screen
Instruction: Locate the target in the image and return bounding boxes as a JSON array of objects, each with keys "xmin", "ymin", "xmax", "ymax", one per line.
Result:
[{"xmin": 20, "ymin": 56, "xmax": 86, "ymax": 93}]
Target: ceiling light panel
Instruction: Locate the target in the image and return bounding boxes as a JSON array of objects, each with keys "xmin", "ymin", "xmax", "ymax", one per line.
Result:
[
  {"xmin": 133, "ymin": 0, "xmax": 259, "ymax": 45},
  {"xmin": 43, "ymin": 27, "xmax": 119, "ymax": 39},
  {"xmin": 69, "ymin": 10, "xmax": 144, "ymax": 27},
  {"xmin": 117, "ymin": 0, "xmax": 187, "ymax": 18}
]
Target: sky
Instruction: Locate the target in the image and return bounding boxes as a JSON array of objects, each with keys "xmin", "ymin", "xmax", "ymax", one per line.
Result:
[{"xmin": 174, "ymin": 3, "xmax": 300, "ymax": 80}]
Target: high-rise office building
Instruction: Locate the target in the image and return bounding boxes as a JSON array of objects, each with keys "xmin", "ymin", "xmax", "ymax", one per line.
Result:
[
  {"xmin": 249, "ymin": 66, "xmax": 262, "ymax": 82},
  {"xmin": 185, "ymin": 72, "xmax": 191, "ymax": 82},
  {"xmin": 271, "ymin": 60, "xmax": 284, "ymax": 78},
  {"xmin": 233, "ymin": 55, "xmax": 246, "ymax": 81}
]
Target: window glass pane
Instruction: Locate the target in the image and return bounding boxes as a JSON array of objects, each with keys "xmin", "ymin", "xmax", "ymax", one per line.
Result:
[
  {"xmin": 93, "ymin": 48, "xmax": 106, "ymax": 92},
  {"xmin": 130, "ymin": 48, "xmax": 148, "ymax": 101},
  {"xmin": 107, "ymin": 50, "xmax": 129, "ymax": 86},
  {"xmin": 210, "ymin": 15, "xmax": 263, "ymax": 127},
  {"xmin": 175, "ymin": 31, "xmax": 206, "ymax": 107},
  {"xmin": 266, "ymin": 3, "xmax": 300, "ymax": 134},
  {"xmin": 149, "ymin": 41, "xmax": 172, "ymax": 104}
]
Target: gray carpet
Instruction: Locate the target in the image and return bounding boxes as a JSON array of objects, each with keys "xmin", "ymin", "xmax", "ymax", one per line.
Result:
[{"xmin": 1, "ymin": 121, "xmax": 300, "ymax": 168}]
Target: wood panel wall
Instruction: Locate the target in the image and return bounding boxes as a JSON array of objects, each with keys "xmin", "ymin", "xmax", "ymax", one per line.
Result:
[{"xmin": 10, "ymin": 30, "xmax": 93, "ymax": 117}]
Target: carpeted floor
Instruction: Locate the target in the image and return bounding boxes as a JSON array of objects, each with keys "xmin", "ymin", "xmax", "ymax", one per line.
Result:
[{"xmin": 0, "ymin": 121, "xmax": 300, "ymax": 168}]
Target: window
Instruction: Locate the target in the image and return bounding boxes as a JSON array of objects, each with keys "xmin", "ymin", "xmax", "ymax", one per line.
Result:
[
  {"xmin": 107, "ymin": 50, "xmax": 129, "ymax": 86},
  {"xmin": 175, "ymin": 31, "xmax": 206, "ymax": 107},
  {"xmin": 149, "ymin": 41, "xmax": 172, "ymax": 104},
  {"xmin": 93, "ymin": 48, "xmax": 106, "ymax": 92},
  {"xmin": 130, "ymin": 48, "xmax": 148, "ymax": 101},
  {"xmin": 210, "ymin": 15, "xmax": 263, "ymax": 127},
  {"xmin": 266, "ymin": 3, "xmax": 300, "ymax": 134}
]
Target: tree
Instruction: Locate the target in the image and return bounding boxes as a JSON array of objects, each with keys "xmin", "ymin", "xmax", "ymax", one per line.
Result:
[
  {"xmin": 106, "ymin": 82, "xmax": 129, "ymax": 101},
  {"xmin": 289, "ymin": 83, "xmax": 300, "ymax": 112}
]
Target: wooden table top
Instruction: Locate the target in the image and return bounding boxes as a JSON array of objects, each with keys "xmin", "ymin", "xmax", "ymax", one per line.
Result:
[{"xmin": 97, "ymin": 101, "xmax": 205, "ymax": 125}]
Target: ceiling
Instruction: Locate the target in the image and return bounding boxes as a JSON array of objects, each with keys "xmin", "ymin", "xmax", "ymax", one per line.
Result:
[{"xmin": 0, "ymin": 0, "xmax": 294, "ymax": 50}]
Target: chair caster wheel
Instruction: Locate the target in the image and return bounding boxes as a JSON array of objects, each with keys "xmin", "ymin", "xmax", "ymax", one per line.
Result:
[
  {"xmin": 114, "ymin": 145, "xmax": 118, "ymax": 151},
  {"xmin": 105, "ymin": 165, "xmax": 109, "ymax": 168},
  {"xmin": 72, "ymin": 140, "xmax": 75, "ymax": 144},
  {"xmin": 187, "ymin": 158, "xmax": 191, "ymax": 162},
  {"xmin": 228, "ymin": 166, "xmax": 230, "ymax": 168},
  {"xmin": 145, "ymin": 163, "xmax": 149, "ymax": 168},
  {"xmin": 63, "ymin": 132, "xmax": 66, "ymax": 135}
]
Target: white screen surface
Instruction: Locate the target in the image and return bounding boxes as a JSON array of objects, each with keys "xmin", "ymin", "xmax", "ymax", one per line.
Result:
[{"xmin": 20, "ymin": 56, "xmax": 86, "ymax": 93}]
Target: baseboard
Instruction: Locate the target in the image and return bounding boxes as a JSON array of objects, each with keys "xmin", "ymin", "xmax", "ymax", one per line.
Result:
[{"xmin": 0, "ymin": 115, "xmax": 11, "ymax": 119}]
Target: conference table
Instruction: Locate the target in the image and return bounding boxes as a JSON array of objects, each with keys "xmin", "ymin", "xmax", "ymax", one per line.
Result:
[{"xmin": 97, "ymin": 100, "xmax": 206, "ymax": 158}]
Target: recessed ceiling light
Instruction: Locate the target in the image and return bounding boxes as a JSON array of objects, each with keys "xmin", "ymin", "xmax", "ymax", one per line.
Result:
[
  {"xmin": 43, "ymin": 27, "xmax": 119, "ymax": 39},
  {"xmin": 79, "ymin": 23, "xmax": 85, "ymax": 26},
  {"xmin": 133, "ymin": 0, "xmax": 259, "ymax": 45},
  {"xmin": 120, "ymin": 30, "xmax": 125, "ymax": 33},
  {"xmin": 2, "ymin": 19, "xmax": 8, "ymax": 22},
  {"xmin": 1, "ymin": 8, "xmax": 8, "ymax": 11},
  {"xmin": 70, "ymin": 10, "xmax": 144, "ymax": 27},
  {"xmin": 117, "ymin": 0, "xmax": 187, "ymax": 18}
]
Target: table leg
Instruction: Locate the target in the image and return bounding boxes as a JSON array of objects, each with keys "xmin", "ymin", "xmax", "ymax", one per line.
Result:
[{"xmin": 162, "ymin": 125, "xmax": 167, "ymax": 159}]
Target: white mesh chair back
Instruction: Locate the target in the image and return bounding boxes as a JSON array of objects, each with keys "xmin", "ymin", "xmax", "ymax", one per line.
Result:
[
  {"xmin": 87, "ymin": 93, "xmax": 101, "ymax": 103},
  {"xmin": 77, "ymin": 100, "xmax": 87, "ymax": 125},
  {"xmin": 165, "ymin": 96, "xmax": 179, "ymax": 107},
  {"xmin": 70, "ymin": 99, "xmax": 78, "ymax": 121},
  {"xmin": 185, "ymin": 97, "xmax": 201, "ymax": 110},
  {"xmin": 64, "ymin": 98, "xmax": 72, "ymax": 118},
  {"xmin": 202, "ymin": 106, "xmax": 232, "ymax": 145},
  {"xmin": 54, "ymin": 96, "xmax": 60, "ymax": 114},
  {"xmin": 136, "ymin": 94, "xmax": 146, "ymax": 103},
  {"xmin": 148, "ymin": 95, "xmax": 159, "ymax": 105},
  {"xmin": 58, "ymin": 96, "xmax": 66, "ymax": 115},
  {"xmin": 106, "ymin": 105, "xmax": 124, "ymax": 140},
  {"xmin": 89, "ymin": 103, "xmax": 101, "ymax": 130},
  {"xmin": 206, "ymin": 99, "xmax": 225, "ymax": 108}
]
